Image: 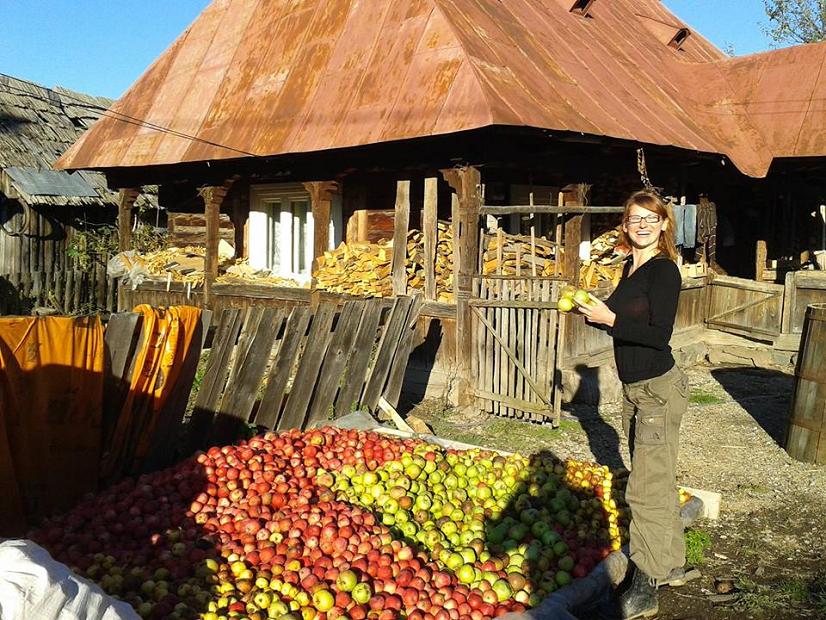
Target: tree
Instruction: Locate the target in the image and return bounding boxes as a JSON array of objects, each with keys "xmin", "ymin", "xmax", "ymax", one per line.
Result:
[{"xmin": 763, "ymin": 0, "xmax": 826, "ymax": 45}]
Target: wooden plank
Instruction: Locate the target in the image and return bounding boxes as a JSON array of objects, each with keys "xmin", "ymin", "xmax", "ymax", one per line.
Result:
[
  {"xmin": 228, "ymin": 307, "xmax": 266, "ymax": 386},
  {"xmin": 72, "ymin": 271, "xmax": 82, "ymax": 312},
  {"xmin": 392, "ymin": 181, "xmax": 411, "ymax": 296},
  {"xmin": 305, "ymin": 181, "xmax": 337, "ymax": 284},
  {"xmin": 481, "ymin": 205, "xmax": 625, "ymax": 215},
  {"xmin": 383, "ymin": 295, "xmax": 425, "ymax": 408},
  {"xmin": 117, "ymin": 189, "xmax": 139, "ymax": 252},
  {"xmin": 492, "ymin": 279, "xmax": 502, "ymax": 417},
  {"xmin": 423, "ymin": 177, "xmax": 438, "ymax": 301},
  {"xmin": 563, "ymin": 215, "xmax": 583, "ymax": 285},
  {"xmin": 474, "ymin": 389, "xmax": 553, "ymax": 418},
  {"xmin": 102, "ymin": 312, "xmax": 143, "ymax": 446},
  {"xmin": 256, "ymin": 307, "xmax": 312, "ymax": 429},
  {"xmin": 54, "ymin": 270, "xmax": 65, "ymax": 314},
  {"xmin": 707, "ymin": 291, "xmax": 782, "ymax": 323},
  {"xmin": 552, "ymin": 305, "xmax": 567, "ymax": 427},
  {"xmin": 187, "ymin": 309, "xmax": 244, "ymax": 449},
  {"xmin": 305, "ymin": 301, "xmax": 366, "ymax": 427},
  {"xmin": 334, "ymin": 301, "xmax": 384, "ymax": 418},
  {"xmin": 711, "ymin": 274, "xmax": 786, "ymax": 295},
  {"xmin": 204, "ymin": 194, "xmax": 219, "ymax": 304},
  {"xmin": 361, "ymin": 297, "xmax": 415, "ymax": 411},
  {"xmin": 377, "ymin": 396, "xmax": 415, "ymax": 433},
  {"xmin": 756, "ymin": 240, "xmax": 767, "ymax": 281},
  {"xmin": 221, "ymin": 308, "xmax": 283, "ymax": 418},
  {"xmin": 279, "ymin": 303, "xmax": 338, "ymax": 430},
  {"xmin": 478, "ymin": 280, "xmax": 491, "ymax": 413},
  {"xmin": 441, "ymin": 166, "xmax": 481, "ymax": 407},
  {"xmin": 500, "ymin": 280, "xmax": 512, "ymax": 417}
]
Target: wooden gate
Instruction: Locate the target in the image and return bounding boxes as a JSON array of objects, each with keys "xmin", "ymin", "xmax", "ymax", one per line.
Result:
[
  {"xmin": 471, "ymin": 277, "xmax": 562, "ymax": 424},
  {"xmin": 707, "ymin": 274, "xmax": 784, "ymax": 340}
]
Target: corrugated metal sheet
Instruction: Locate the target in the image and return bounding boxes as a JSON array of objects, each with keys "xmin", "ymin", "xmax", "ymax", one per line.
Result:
[
  {"xmin": 4, "ymin": 166, "xmax": 100, "ymax": 197},
  {"xmin": 54, "ymin": 0, "xmax": 825, "ymax": 178}
]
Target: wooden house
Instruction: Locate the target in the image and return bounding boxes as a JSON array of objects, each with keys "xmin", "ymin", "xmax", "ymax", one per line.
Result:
[
  {"xmin": 55, "ymin": 0, "xmax": 826, "ymax": 416},
  {"xmin": 0, "ymin": 75, "xmax": 156, "ymax": 313}
]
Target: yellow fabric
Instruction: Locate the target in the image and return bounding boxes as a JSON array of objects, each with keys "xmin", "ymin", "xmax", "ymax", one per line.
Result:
[
  {"xmin": 101, "ymin": 305, "xmax": 201, "ymax": 478},
  {"xmin": 0, "ymin": 316, "xmax": 104, "ymax": 534}
]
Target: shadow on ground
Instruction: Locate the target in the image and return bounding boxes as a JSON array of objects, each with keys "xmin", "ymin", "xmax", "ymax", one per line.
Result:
[
  {"xmin": 565, "ymin": 364, "xmax": 625, "ymax": 470},
  {"xmin": 710, "ymin": 367, "xmax": 794, "ymax": 447}
]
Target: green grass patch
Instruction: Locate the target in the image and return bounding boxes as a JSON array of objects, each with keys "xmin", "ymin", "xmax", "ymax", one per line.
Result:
[
  {"xmin": 737, "ymin": 576, "xmax": 826, "ymax": 613},
  {"xmin": 689, "ymin": 390, "xmax": 726, "ymax": 405},
  {"xmin": 684, "ymin": 528, "xmax": 712, "ymax": 566},
  {"xmin": 418, "ymin": 408, "xmax": 584, "ymax": 455}
]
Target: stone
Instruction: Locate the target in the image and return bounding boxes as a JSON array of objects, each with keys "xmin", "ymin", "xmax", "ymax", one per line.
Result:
[{"xmin": 562, "ymin": 364, "xmax": 622, "ymax": 405}]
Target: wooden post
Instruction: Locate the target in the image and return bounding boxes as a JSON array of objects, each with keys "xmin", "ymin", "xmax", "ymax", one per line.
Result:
[
  {"xmin": 304, "ymin": 181, "xmax": 338, "ymax": 286},
  {"xmin": 392, "ymin": 180, "xmax": 411, "ymax": 296},
  {"xmin": 756, "ymin": 239, "xmax": 767, "ymax": 281},
  {"xmin": 117, "ymin": 188, "xmax": 140, "ymax": 252},
  {"xmin": 198, "ymin": 179, "xmax": 235, "ymax": 305},
  {"xmin": 561, "ymin": 187, "xmax": 585, "ymax": 285},
  {"xmin": 441, "ymin": 166, "xmax": 481, "ymax": 407},
  {"xmin": 423, "ymin": 177, "xmax": 438, "ymax": 301}
]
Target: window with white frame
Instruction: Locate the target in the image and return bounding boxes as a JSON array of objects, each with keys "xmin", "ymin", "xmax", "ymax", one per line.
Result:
[{"xmin": 249, "ymin": 184, "xmax": 341, "ymax": 283}]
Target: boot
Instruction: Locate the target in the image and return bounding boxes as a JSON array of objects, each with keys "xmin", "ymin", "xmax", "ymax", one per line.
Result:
[
  {"xmin": 657, "ymin": 565, "xmax": 701, "ymax": 588},
  {"xmin": 618, "ymin": 564, "xmax": 658, "ymax": 619}
]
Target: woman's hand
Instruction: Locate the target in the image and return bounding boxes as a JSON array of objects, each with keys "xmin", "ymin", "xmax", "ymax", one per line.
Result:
[{"xmin": 577, "ymin": 296, "xmax": 616, "ymax": 327}]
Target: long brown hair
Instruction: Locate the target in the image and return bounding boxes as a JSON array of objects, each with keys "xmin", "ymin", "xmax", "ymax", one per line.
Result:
[{"xmin": 620, "ymin": 190, "xmax": 678, "ymax": 261}]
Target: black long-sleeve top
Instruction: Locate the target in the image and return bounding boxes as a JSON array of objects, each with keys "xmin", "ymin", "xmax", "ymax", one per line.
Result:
[{"xmin": 604, "ymin": 256, "xmax": 681, "ymax": 384}]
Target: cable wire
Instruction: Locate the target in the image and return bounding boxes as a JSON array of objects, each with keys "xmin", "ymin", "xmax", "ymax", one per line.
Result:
[{"xmin": 0, "ymin": 73, "xmax": 258, "ymax": 158}]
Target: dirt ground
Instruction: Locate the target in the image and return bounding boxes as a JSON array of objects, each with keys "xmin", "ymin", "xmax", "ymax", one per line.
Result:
[{"xmin": 409, "ymin": 363, "xmax": 826, "ymax": 619}]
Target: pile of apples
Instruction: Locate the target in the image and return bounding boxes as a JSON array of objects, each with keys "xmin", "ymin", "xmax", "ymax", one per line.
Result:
[{"xmin": 30, "ymin": 428, "xmax": 626, "ymax": 620}]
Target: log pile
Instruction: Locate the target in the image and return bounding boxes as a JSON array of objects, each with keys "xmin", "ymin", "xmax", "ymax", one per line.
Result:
[
  {"xmin": 315, "ymin": 223, "xmax": 635, "ymax": 298},
  {"xmin": 481, "ymin": 227, "xmax": 629, "ymax": 288},
  {"xmin": 314, "ymin": 222, "xmax": 456, "ymax": 301},
  {"xmin": 579, "ymin": 227, "xmax": 629, "ymax": 289},
  {"xmin": 116, "ymin": 242, "xmax": 300, "ymax": 289}
]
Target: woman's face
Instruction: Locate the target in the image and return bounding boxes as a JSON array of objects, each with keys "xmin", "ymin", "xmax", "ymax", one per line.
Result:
[{"xmin": 623, "ymin": 203, "xmax": 667, "ymax": 251}]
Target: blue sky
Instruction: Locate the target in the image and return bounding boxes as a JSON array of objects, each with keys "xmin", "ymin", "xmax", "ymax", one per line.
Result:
[{"xmin": 1, "ymin": 1, "xmax": 776, "ymax": 99}]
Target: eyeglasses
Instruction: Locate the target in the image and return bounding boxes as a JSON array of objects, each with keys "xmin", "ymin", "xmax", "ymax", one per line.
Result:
[{"xmin": 625, "ymin": 214, "xmax": 662, "ymax": 225}]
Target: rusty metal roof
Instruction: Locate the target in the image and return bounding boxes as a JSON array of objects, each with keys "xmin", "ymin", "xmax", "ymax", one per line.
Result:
[{"xmin": 55, "ymin": 0, "xmax": 823, "ymax": 178}]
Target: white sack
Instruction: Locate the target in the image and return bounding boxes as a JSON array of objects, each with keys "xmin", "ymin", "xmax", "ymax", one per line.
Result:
[{"xmin": 0, "ymin": 539, "xmax": 139, "ymax": 620}]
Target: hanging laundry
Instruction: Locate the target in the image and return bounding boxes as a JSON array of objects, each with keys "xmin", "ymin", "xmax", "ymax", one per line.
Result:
[{"xmin": 683, "ymin": 204, "xmax": 697, "ymax": 248}]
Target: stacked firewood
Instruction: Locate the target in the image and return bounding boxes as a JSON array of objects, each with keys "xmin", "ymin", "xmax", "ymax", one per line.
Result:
[
  {"xmin": 481, "ymin": 226, "xmax": 629, "ymax": 288},
  {"xmin": 315, "ymin": 223, "xmax": 634, "ymax": 298},
  {"xmin": 314, "ymin": 222, "xmax": 456, "ymax": 301},
  {"xmin": 407, "ymin": 222, "xmax": 455, "ymax": 300},
  {"xmin": 481, "ymin": 232, "xmax": 558, "ymax": 277},
  {"xmin": 579, "ymin": 227, "xmax": 629, "ymax": 288}
]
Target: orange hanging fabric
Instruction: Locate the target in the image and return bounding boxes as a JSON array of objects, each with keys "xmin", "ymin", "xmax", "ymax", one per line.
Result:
[
  {"xmin": 101, "ymin": 305, "xmax": 202, "ymax": 479},
  {"xmin": 0, "ymin": 316, "xmax": 104, "ymax": 535}
]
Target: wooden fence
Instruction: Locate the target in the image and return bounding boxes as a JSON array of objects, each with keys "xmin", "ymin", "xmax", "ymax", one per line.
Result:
[
  {"xmin": 186, "ymin": 295, "xmax": 423, "ymax": 450},
  {"xmin": 0, "ymin": 266, "xmax": 116, "ymax": 315}
]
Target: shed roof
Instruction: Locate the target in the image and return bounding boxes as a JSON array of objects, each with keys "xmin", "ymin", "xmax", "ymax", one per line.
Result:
[
  {"xmin": 0, "ymin": 74, "xmax": 155, "ymax": 208},
  {"xmin": 54, "ymin": 0, "xmax": 822, "ymax": 178}
]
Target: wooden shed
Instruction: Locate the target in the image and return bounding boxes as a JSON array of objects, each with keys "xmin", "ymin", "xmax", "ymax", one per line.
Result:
[{"xmin": 0, "ymin": 75, "xmax": 157, "ymax": 313}]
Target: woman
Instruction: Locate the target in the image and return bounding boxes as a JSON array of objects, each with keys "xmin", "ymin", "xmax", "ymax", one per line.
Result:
[{"xmin": 578, "ymin": 190, "xmax": 689, "ymax": 620}]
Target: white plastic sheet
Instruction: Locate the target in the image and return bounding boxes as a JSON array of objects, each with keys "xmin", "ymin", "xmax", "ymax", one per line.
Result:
[{"xmin": 0, "ymin": 539, "xmax": 139, "ymax": 620}]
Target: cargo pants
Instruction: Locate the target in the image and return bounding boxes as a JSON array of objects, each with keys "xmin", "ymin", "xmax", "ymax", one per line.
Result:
[{"xmin": 621, "ymin": 364, "xmax": 689, "ymax": 581}]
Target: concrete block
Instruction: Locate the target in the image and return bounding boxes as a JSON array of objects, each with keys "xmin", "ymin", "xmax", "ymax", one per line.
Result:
[{"xmin": 562, "ymin": 364, "xmax": 622, "ymax": 405}]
